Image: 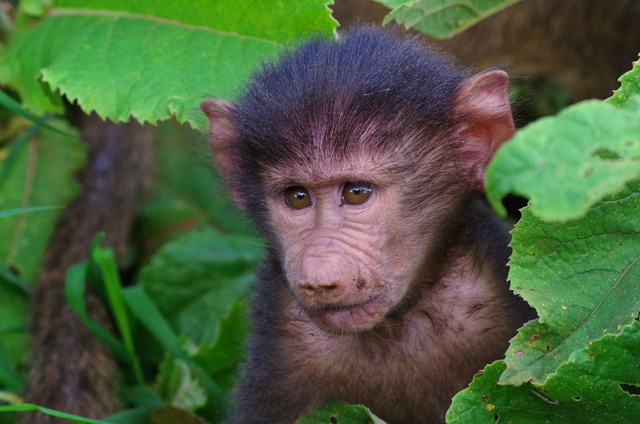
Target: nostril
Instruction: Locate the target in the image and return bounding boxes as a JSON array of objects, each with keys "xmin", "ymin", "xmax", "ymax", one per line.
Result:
[
  {"xmin": 298, "ymin": 281, "xmax": 342, "ymax": 298},
  {"xmin": 299, "ymin": 282, "xmax": 338, "ymax": 293}
]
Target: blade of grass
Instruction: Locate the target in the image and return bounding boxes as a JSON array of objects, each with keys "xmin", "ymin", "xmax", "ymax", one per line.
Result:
[
  {"xmin": 0, "ymin": 91, "xmax": 71, "ymax": 136},
  {"xmin": 91, "ymin": 245, "xmax": 144, "ymax": 385},
  {"xmin": 0, "ymin": 404, "xmax": 111, "ymax": 423},
  {"xmin": 122, "ymin": 286, "xmax": 189, "ymax": 361},
  {"xmin": 0, "ymin": 206, "xmax": 62, "ymax": 219},
  {"xmin": 64, "ymin": 262, "xmax": 130, "ymax": 362}
]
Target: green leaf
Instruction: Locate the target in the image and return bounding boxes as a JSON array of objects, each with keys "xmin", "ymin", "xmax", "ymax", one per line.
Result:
[
  {"xmin": 448, "ymin": 361, "xmax": 536, "ymax": 423},
  {"xmin": 133, "ymin": 226, "xmax": 262, "ymax": 420},
  {"xmin": 138, "ymin": 226, "xmax": 263, "ymax": 344},
  {"xmin": 192, "ymin": 301, "xmax": 248, "ymax": 391},
  {"xmin": 296, "ymin": 400, "xmax": 386, "ymax": 424},
  {"xmin": 448, "ymin": 323, "xmax": 640, "ymax": 423},
  {"xmin": 0, "ymin": 123, "xmax": 86, "ymax": 282},
  {"xmin": 500, "ymin": 182, "xmax": 640, "ymax": 385},
  {"xmin": 608, "ymin": 58, "xmax": 640, "ymax": 106},
  {"xmin": 487, "ymin": 98, "xmax": 640, "ymax": 221},
  {"xmin": 0, "ymin": 0, "xmax": 337, "ymax": 131},
  {"xmin": 377, "ymin": 0, "xmax": 520, "ymax": 38}
]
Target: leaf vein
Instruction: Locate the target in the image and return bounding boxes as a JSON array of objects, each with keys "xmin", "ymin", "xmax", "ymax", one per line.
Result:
[{"xmin": 49, "ymin": 8, "xmax": 280, "ymax": 46}]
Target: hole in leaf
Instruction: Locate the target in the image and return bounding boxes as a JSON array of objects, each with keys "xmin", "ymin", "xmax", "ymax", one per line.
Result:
[
  {"xmin": 573, "ymin": 396, "xmax": 581, "ymax": 401},
  {"xmin": 494, "ymin": 413, "xmax": 500, "ymax": 422},
  {"xmin": 591, "ymin": 147, "xmax": 621, "ymax": 161},
  {"xmin": 621, "ymin": 383, "xmax": 640, "ymax": 396}
]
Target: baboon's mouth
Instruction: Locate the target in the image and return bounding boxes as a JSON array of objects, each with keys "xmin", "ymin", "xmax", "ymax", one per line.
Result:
[{"xmin": 307, "ymin": 294, "xmax": 389, "ymax": 333}]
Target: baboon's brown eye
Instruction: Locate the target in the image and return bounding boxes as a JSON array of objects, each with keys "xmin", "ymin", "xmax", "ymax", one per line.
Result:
[
  {"xmin": 285, "ymin": 186, "xmax": 312, "ymax": 209},
  {"xmin": 342, "ymin": 182, "xmax": 373, "ymax": 205}
]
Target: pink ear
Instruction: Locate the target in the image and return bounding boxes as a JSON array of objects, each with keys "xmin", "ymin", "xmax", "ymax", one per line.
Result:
[
  {"xmin": 453, "ymin": 70, "xmax": 515, "ymax": 191},
  {"xmin": 201, "ymin": 99, "xmax": 246, "ymax": 208}
]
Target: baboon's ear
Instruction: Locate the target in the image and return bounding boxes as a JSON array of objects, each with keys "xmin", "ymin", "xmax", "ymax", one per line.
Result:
[
  {"xmin": 453, "ymin": 70, "xmax": 515, "ymax": 190},
  {"xmin": 201, "ymin": 99, "xmax": 246, "ymax": 208}
]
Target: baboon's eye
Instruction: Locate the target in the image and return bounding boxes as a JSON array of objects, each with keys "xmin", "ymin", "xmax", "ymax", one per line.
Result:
[
  {"xmin": 285, "ymin": 186, "xmax": 312, "ymax": 209},
  {"xmin": 342, "ymin": 182, "xmax": 373, "ymax": 205}
]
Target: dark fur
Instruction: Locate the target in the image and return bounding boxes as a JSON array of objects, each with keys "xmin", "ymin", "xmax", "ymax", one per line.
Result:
[
  {"xmin": 219, "ymin": 28, "xmax": 533, "ymax": 423},
  {"xmin": 232, "ymin": 203, "xmax": 530, "ymax": 424},
  {"xmin": 230, "ymin": 28, "xmax": 469, "ymax": 227}
]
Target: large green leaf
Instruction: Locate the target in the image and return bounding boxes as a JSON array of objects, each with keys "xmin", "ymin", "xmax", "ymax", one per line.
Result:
[
  {"xmin": 192, "ymin": 302, "xmax": 248, "ymax": 392},
  {"xmin": 375, "ymin": 0, "xmax": 520, "ymax": 38},
  {"xmin": 487, "ymin": 97, "xmax": 640, "ymax": 221},
  {"xmin": 0, "ymin": 123, "xmax": 86, "ymax": 282},
  {"xmin": 448, "ymin": 322, "xmax": 640, "ymax": 423},
  {"xmin": 500, "ymin": 182, "xmax": 640, "ymax": 385},
  {"xmin": 0, "ymin": 0, "xmax": 337, "ymax": 131},
  {"xmin": 138, "ymin": 226, "xmax": 263, "ymax": 344},
  {"xmin": 137, "ymin": 227, "xmax": 262, "ymax": 420}
]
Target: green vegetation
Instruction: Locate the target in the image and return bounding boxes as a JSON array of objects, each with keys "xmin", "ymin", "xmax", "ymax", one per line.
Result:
[{"xmin": 1, "ymin": 0, "xmax": 638, "ymax": 422}]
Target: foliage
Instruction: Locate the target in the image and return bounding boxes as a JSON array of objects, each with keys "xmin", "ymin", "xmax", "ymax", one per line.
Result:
[
  {"xmin": 0, "ymin": 0, "xmax": 638, "ymax": 423},
  {"xmin": 449, "ymin": 35, "xmax": 640, "ymax": 424},
  {"xmin": 0, "ymin": 0, "xmax": 337, "ymax": 131},
  {"xmin": 373, "ymin": 0, "xmax": 521, "ymax": 38},
  {"xmin": 487, "ymin": 97, "xmax": 640, "ymax": 221},
  {"xmin": 296, "ymin": 401, "xmax": 385, "ymax": 424},
  {"xmin": 448, "ymin": 322, "xmax": 640, "ymax": 423}
]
